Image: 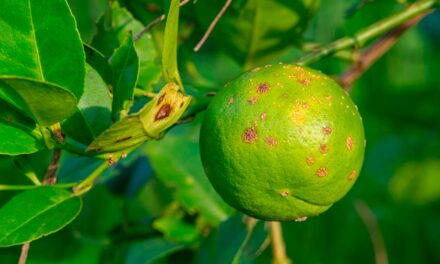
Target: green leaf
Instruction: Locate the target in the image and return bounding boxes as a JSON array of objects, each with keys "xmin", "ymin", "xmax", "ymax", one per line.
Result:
[
  {"xmin": 153, "ymin": 212, "xmax": 200, "ymax": 243},
  {"xmin": 125, "ymin": 238, "xmax": 186, "ymax": 264},
  {"xmin": 91, "ymin": 2, "xmax": 161, "ymax": 90},
  {"xmin": 197, "ymin": 214, "xmax": 268, "ymax": 264},
  {"xmin": 146, "ymin": 116, "xmax": 233, "ymax": 225},
  {"xmin": 84, "ymin": 44, "xmax": 112, "ymax": 85},
  {"xmin": 194, "ymin": 0, "xmax": 320, "ymax": 68},
  {"xmin": 62, "ymin": 64, "xmax": 112, "ymax": 145},
  {"xmin": 0, "ymin": 99, "xmax": 44, "ymax": 155},
  {"xmin": 0, "ymin": 0, "xmax": 85, "ymax": 99},
  {"xmin": 0, "ymin": 186, "xmax": 82, "ymax": 247},
  {"xmin": 0, "ymin": 77, "xmax": 77, "ymax": 126},
  {"xmin": 162, "ymin": 0, "xmax": 183, "ymax": 89},
  {"xmin": 110, "ymin": 32, "xmax": 139, "ymax": 119}
]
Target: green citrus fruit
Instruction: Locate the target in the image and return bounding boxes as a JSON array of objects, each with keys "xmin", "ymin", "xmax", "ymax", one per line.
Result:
[{"xmin": 199, "ymin": 64, "xmax": 365, "ymax": 221}]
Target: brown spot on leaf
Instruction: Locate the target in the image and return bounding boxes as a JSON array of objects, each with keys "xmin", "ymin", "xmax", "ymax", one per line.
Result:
[
  {"xmin": 256, "ymin": 83, "xmax": 270, "ymax": 94},
  {"xmin": 155, "ymin": 104, "xmax": 172, "ymax": 121},
  {"xmin": 114, "ymin": 136, "xmax": 133, "ymax": 143},
  {"xmin": 280, "ymin": 191, "xmax": 289, "ymax": 197},
  {"xmin": 306, "ymin": 156, "xmax": 315, "ymax": 166},
  {"xmin": 266, "ymin": 137, "xmax": 277, "ymax": 147},
  {"xmin": 260, "ymin": 112, "xmax": 267, "ymax": 120},
  {"xmin": 346, "ymin": 137, "xmax": 354, "ymax": 150},
  {"xmin": 180, "ymin": 102, "xmax": 184, "ymax": 108},
  {"xmin": 323, "ymin": 127, "xmax": 332, "ymax": 135},
  {"xmin": 348, "ymin": 170, "xmax": 357, "ymax": 180},
  {"xmin": 157, "ymin": 94, "xmax": 165, "ymax": 105},
  {"xmin": 316, "ymin": 167, "xmax": 328, "ymax": 177},
  {"xmin": 248, "ymin": 97, "xmax": 258, "ymax": 105},
  {"xmin": 242, "ymin": 128, "xmax": 257, "ymax": 144},
  {"xmin": 320, "ymin": 144, "xmax": 328, "ymax": 154},
  {"xmin": 108, "ymin": 155, "xmax": 116, "ymax": 166}
]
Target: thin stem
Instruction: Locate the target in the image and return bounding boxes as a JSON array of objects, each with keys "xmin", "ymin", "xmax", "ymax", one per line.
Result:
[
  {"xmin": 18, "ymin": 243, "xmax": 30, "ymax": 264},
  {"xmin": 0, "ymin": 183, "xmax": 77, "ymax": 192},
  {"xmin": 270, "ymin": 222, "xmax": 290, "ymax": 264},
  {"xmin": 193, "ymin": 0, "xmax": 233, "ymax": 52},
  {"xmin": 43, "ymin": 149, "xmax": 62, "ymax": 185},
  {"xmin": 134, "ymin": 0, "xmax": 191, "ymax": 41},
  {"xmin": 339, "ymin": 12, "xmax": 429, "ymax": 90},
  {"xmin": 73, "ymin": 162, "xmax": 109, "ymax": 195},
  {"xmin": 295, "ymin": 0, "xmax": 438, "ymax": 66},
  {"xmin": 355, "ymin": 200, "xmax": 388, "ymax": 264},
  {"xmin": 56, "ymin": 138, "xmax": 110, "ymax": 160}
]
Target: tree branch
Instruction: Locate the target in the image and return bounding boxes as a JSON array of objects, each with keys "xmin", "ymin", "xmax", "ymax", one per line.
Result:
[
  {"xmin": 339, "ymin": 12, "xmax": 430, "ymax": 90},
  {"xmin": 134, "ymin": 0, "xmax": 191, "ymax": 41},
  {"xmin": 193, "ymin": 0, "xmax": 232, "ymax": 52},
  {"xmin": 295, "ymin": 0, "xmax": 438, "ymax": 66}
]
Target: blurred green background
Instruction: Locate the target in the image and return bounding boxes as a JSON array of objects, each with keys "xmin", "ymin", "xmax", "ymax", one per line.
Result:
[{"xmin": 1, "ymin": 0, "xmax": 439, "ymax": 263}]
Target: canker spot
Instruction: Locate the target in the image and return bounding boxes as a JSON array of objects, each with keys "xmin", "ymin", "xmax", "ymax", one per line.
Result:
[
  {"xmin": 299, "ymin": 78, "xmax": 311, "ymax": 85},
  {"xmin": 248, "ymin": 97, "xmax": 258, "ymax": 105},
  {"xmin": 348, "ymin": 170, "xmax": 357, "ymax": 180},
  {"xmin": 323, "ymin": 127, "xmax": 332, "ymax": 135},
  {"xmin": 155, "ymin": 104, "xmax": 172, "ymax": 121},
  {"xmin": 316, "ymin": 167, "xmax": 328, "ymax": 177},
  {"xmin": 346, "ymin": 137, "xmax": 354, "ymax": 150},
  {"xmin": 260, "ymin": 112, "xmax": 267, "ymax": 120},
  {"xmin": 242, "ymin": 128, "xmax": 257, "ymax": 144},
  {"xmin": 280, "ymin": 191, "xmax": 289, "ymax": 197},
  {"xmin": 266, "ymin": 137, "xmax": 277, "ymax": 147},
  {"xmin": 320, "ymin": 144, "xmax": 328, "ymax": 154},
  {"xmin": 256, "ymin": 83, "xmax": 270, "ymax": 94},
  {"xmin": 306, "ymin": 156, "xmax": 315, "ymax": 166}
]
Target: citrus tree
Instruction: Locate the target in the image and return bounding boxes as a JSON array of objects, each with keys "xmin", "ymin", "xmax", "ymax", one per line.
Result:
[{"xmin": 0, "ymin": 0, "xmax": 439, "ymax": 263}]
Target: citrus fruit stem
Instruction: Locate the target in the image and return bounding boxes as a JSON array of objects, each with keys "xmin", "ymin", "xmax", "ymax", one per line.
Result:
[{"xmin": 270, "ymin": 221, "xmax": 291, "ymax": 264}]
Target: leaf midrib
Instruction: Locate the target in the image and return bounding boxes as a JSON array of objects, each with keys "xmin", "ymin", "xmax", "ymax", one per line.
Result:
[
  {"xmin": 28, "ymin": 0, "xmax": 45, "ymax": 80},
  {"xmin": 0, "ymin": 193, "xmax": 73, "ymax": 243}
]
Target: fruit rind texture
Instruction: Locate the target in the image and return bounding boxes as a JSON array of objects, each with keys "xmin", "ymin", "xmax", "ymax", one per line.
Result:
[{"xmin": 200, "ymin": 64, "xmax": 365, "ymax": 221}]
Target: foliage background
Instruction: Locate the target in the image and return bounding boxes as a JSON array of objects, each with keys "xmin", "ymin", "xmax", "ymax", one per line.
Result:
[{"xmin": 1, "ymin": 0, "xmax": 440, "ymax": 263}]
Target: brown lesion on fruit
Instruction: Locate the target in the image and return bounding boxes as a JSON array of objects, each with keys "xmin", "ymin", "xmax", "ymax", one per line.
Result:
[
  {"xmin": 242, "ymin": 127, "xmax": 257, "ymax": 144},
  {"xmin": 260, "ymin": 112, "xmax": 267, "ymax": 120},
  {"xmin": 346, "ymin": 136, "xmax": 354, "ymax": 150},
  {"xmin": 298, "ymin": 78, "xmax": 311, "ymax": 86},
  {"xmin": 320, "ymin": 144, "xmax": 328, "ymax": 154},
  {"xmin": 256, "ymin": 83, "xmax": 270, "ymax": 94},
  {"xmin": 322, "ymin": 126, "xmax": 332, "ymax": 135},
  {"xmin": 348, "ymin": 170, "xmax": 357, "ymax": 180},
  {"xmin": 155, "ymin": 104, "xmax": 172, "ymax": 121},
  {"xmin": 247, "ymin": 97, "xmax": 258, "ymax": 105},
  {"xmin": 316, "ymin": 167, "xmax": 328, "ymax": 177},
  {"xmin": 306, "ymin": 156, "xmax": 315, "ymax": 166},
  {"xmin": 265, "ymin": 137, "xmax": 277, "ymax": 147}
]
